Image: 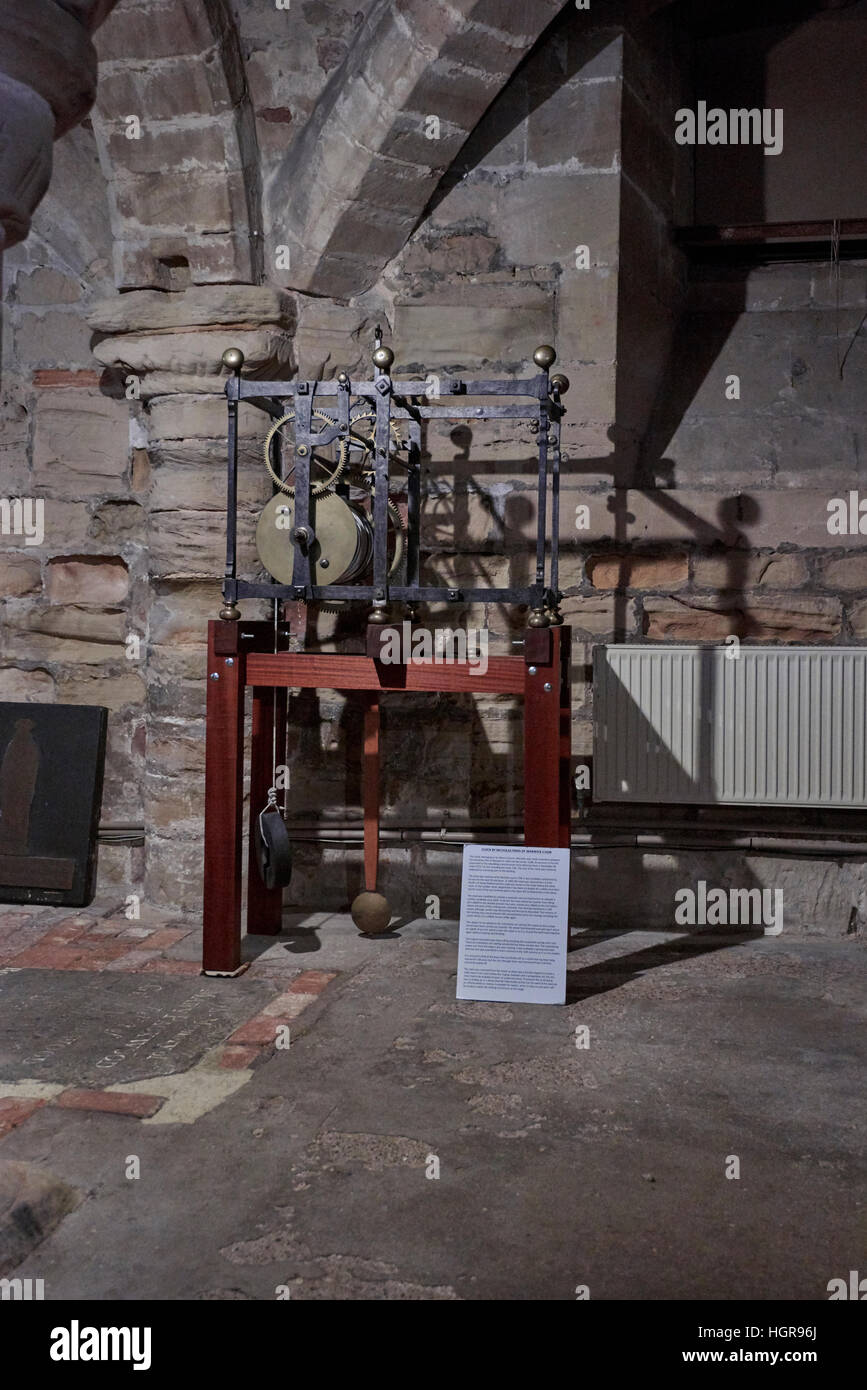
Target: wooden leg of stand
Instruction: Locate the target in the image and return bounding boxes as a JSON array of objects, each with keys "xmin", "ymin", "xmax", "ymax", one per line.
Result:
[
  {"xmin": 524, "ymin": 626, "xmax": 567, "ymax": 848},
  {"xmin": 203, "ymin": 622, "xmax": 246, "ymax": 975},
  {"xmin": 558, "ymin": 625, "xmax": 572, "ymax": 848},
  {"xmin": 362, "ymin": 695, "xmax": 380, "ymax": 892},
  {"xmin": 247, "ymin": 685, "xmax": 287, "ymax": 934}
]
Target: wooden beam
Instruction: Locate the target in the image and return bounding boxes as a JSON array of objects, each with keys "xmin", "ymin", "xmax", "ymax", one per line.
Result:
[{"xmin": 245, "ymin": 652, "xmax": 526, "ymax": 695}]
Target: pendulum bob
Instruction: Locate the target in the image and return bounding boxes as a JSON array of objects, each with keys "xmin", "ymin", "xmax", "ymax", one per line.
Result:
[
  {"xmin": 351, "ymin": 890, "xmax": 392, "ymax": 935},
  {"xmin": 255, "ymin": 804, "xmax": 293, "ymax": 890},
  {"xmin": 350, "ymin": 693, "xmax": 392, "ymax": 934}
]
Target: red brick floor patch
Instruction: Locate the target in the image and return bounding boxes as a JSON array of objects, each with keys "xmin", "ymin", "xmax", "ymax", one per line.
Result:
[
  {"xmin": 218, "ymin": 1045, "xmax": 261, "ymax": 1070},
  {"xmin": 10, "ymin": 944, "xmax": 90, "ymax": 970},
  {"xmin": 40, "ymin": 923, "xmax": 90, "ymax": 946},
  {"xmin": 143, "ymin": 928, "xmax": 191, "ymax": 950},
  {"xmin": 227, "ymin": 1015, "xmax": 287, "ymax": 1046},
  {"xmin": 0, "ymin": 1097, "xmax": 46, "ymax": 1139},
  {"xmin": 289, "ymin": 970, "xmax": 337, "ymax": 995},
  {"xmin": 55, "ymin": 1090, "xmax": 164, "ymax": 1118},
  {"xmin": 73, "ymin": 941, "xmax": 137, "ymax": 969}
]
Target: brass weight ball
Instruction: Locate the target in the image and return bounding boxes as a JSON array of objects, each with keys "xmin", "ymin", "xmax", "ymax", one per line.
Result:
[{"xmin": 351, "ymin": 890, "xmax": 393, "ymax": 934}]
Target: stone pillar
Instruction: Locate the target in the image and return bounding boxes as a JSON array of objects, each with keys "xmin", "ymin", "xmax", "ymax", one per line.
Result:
[{"xmin": 86, "ymin": 284, "xmax": 295, "ymax": 913}]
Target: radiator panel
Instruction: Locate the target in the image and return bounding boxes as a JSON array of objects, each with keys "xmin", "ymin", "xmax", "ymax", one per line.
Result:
[{"xmin": 593, "ymin": 645, "xmax": 867, "ymax": 807}]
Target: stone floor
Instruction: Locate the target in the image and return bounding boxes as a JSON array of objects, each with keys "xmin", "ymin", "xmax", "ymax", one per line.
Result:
[{"xmin": 1, "ymin": 900, "xmax": 865, "ymax": 1299}]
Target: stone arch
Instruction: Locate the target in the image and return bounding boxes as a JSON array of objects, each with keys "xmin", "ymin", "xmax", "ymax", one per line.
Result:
[
  {"xmin": 265, "ymin": 0, "xmax": 567, "ymax": 299},
  {"xmin": 90, "ymin": 0, "xmax": 263, "ymax": 290}
]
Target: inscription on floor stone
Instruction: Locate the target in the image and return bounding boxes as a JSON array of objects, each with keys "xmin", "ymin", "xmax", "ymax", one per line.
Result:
[{"xmin": 0, "ymin": 971, "xmax": 273, "ymax": 1086}]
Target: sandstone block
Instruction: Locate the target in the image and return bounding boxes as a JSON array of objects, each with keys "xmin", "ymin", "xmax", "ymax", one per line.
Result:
[
  {"xmin": 113, "ymin": 168, "xmax": 249, "ymax": 239},
  {"xmin": 692, "ymin": 552, "xmax": 808, "ymax": 590},
  {"xmin": 402, "ymin": 232, "xmax": 501, "ymax": 278},
  {"xmin": 15, "ymin": 310, "xmax": 94, "ymax": 369},
  {"xmin": 497, "ymin": 172, "xmax": 620, "ymax": 268},
  {"xmin": 0, "ymin": 555, "xmax": 42, "ymax": 596},
  {"xmin": 87, "ymin": 285, "xmax": 294, "ymax": 335},
  {"xmin": 95, "ymin": 0, "xmax": 215, "ymax": 62},
  {"xmin": 820, "ymin": 554, "xmax": 867, "ymax": 591},
  {"xmin": 14, "ymin": 267, "xmax": 81, "ymax": 305},
  {"xmin": 586, "ymin": 552, "xmax": 688, "ymax": 589},
  {"xmin": 3, "ymin": 604, "xmax": 128, "ymax": 662},
  {"xmin": 92, "ymin": 328, "xmax": 293, "ymax": 379},
  {"xmin": 0, "ymin": 667, "xmax": 55, "ymax": 701},
  {"xmin": 528, "ymin": 73, "xmax": 621, "ymax": 171},
  {"xmin": 147, "ymin": 508, "xmax": 257, "ymax": 579},
  {"xmin": 849, "ymin": 599, "xmax": 867, "ymax": 639},
  {"xmin": 147, "ymin": 395, "xmax": 263, "ymax": 441},
  {"xmin": 643, "ymin": 595, "xmax": 842, "ymax": 642},
  {"xmin": 147, "ymin": 724, "xmax": 206, "ymax": 776},
  {"xmin": 33, "ymin": 391, "xmax": 130, "ymax": 494},
  {"xmin": 115, "ymin": 230, "xmax": 256, "ymax": 292},
  {"xmin": 149, "ymin": 456, "xmax": 264, "ymax": 512},
  {"xmin": 89, "ymin": 501, "xmax": 147, "ymax": 544},
  {"xmin": 57, "ymin": 670, "xmax": 146, "ymax": 710},
  {"xmin": 96, "ymin": 52, "xmax": 229, "ymax": 125},
  {"xmin": 46, "ymin": 555, "xmax": 128, "ymax": 604},
  {"xmin": 395, "ymin": 292, "xmax": 554, "ymax": 369},
  {"xmin": 560, "ymin": 594, "xmax": 638, "ymax": 637},
  {"xmin": 149, "ymin": 581, "xmax": 222, "ymax": 644}
]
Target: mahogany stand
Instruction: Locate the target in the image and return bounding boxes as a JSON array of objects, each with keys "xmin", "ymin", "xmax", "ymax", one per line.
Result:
[{"xmin": 202, "ymin": 621, "xmax": 571, "ymax": 975}]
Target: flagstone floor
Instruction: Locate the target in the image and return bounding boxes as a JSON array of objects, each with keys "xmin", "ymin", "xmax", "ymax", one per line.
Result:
[{"xmin": 1, "ymin": 902, "xmax": 865, "ymax": 1300}]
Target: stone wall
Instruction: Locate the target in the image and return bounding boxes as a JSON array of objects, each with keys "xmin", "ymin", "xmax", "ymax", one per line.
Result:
[{"xmin": 1, "ymin": 0, "xmax": 865, "ymax": 932}]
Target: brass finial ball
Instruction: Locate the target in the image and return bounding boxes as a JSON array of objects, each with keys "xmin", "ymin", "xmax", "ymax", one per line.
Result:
[
  {"xmin": 551, "ymin": 373, "xmax": 570, "ymax": 394},
  {"xmin": 533, "ymin": 345, "xmax": 556, "ymax": 370},
  {"xmin": 372, "ymin": 345, "xmax": 394, "ymax": 371},
  {"xmin": 222, "ymin": 347, "xmax": 245, "ymax": 371}
]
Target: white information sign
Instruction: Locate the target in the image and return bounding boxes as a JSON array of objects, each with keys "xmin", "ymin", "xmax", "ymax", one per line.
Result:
[{"xmin": 456, "ymin": 844, "xmax": 570, "ymax": 1005}]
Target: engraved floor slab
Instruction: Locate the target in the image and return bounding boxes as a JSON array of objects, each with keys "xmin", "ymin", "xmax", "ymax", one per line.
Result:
[{"xmin": 0, "ymin": 971, "xmax": 274, "ymax": 1087}]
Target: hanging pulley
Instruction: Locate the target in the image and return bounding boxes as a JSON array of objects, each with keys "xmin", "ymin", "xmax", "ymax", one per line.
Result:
[
  {"xmin": 254, "ymin": 599, "xmax": 293, "ymax": 892},
  {"xmin": 255, "ymin": 787, "xmax": 293, "ymax": 891}
]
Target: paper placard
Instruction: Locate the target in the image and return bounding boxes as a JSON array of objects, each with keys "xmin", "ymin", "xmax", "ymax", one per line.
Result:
[{"xmin": 457, "ymin": 844, "xmax": 570, "ymax": 1005}]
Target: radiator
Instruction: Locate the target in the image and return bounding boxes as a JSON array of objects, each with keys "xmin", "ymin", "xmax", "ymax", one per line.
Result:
[{"xmin": 593, "ymin": 645, "xmax": 867, "ymax": 807}]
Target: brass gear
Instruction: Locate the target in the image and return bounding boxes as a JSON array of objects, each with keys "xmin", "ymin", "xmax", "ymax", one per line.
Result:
[
  {"xmin": 264, "ymin": 408, "xmax": 346, "ymax": 498},
  {"xmin": 339, "ymin": 405, "xmax": 407, "ymax": 482}
]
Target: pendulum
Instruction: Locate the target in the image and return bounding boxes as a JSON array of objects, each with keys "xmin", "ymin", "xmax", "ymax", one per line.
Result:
[{"xmin": 254, "ymin": 601, "xmax": 292, "ymax": 890}]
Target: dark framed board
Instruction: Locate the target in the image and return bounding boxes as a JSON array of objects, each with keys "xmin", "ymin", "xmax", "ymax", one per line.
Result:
[{"xmin": 0, "ymin": 702, "xmax": 108, "ymax": 908}]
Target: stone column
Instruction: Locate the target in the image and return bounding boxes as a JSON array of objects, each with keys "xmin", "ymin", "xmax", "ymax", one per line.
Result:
[{"xmin": 86, "ymin": 285, "xmax": 296, "ymax": 914}]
